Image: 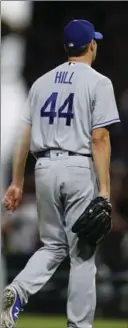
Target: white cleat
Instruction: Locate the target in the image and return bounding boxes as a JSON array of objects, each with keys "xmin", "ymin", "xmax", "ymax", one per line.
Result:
[{"xmin": 1, "ymin": 286, "xmax": 22, "ymax": 328}]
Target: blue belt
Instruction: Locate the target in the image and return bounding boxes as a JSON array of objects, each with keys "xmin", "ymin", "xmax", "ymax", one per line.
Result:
[{"xmin": 33, "ymin": 150, "xmax": 92, "ymax": 159}]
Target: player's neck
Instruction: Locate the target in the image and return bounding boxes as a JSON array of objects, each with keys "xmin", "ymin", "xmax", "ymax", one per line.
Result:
[{"xmin": 68, "ymin": 55, "xmax": 92, "ymax": 66}]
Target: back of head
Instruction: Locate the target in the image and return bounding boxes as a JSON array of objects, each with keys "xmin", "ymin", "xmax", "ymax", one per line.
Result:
[{"xmin": 63, "ymin": 19, "xmax": 103, "ymax": 61}]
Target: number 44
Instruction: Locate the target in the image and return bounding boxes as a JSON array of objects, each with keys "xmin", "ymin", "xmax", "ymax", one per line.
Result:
[{"xmin": 40, "ymin": 92, "xmax": 74, "ymax": 126}]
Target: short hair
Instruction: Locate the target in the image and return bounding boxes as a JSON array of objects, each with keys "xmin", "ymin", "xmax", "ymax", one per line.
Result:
[{"xmin": 64, "ymin": 43, "xmax": 89, "ymax": 57}]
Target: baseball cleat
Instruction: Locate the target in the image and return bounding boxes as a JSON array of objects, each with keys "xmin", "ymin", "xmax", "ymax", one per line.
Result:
[{"xmin": 1, "ymin": 286, "xmax": 22, "ymax": 328}]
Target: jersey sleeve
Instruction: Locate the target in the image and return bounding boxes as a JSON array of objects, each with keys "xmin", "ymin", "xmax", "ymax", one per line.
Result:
[{"xmin": 92, "ymin": 78, "xmax": 120, "ymax": 129}]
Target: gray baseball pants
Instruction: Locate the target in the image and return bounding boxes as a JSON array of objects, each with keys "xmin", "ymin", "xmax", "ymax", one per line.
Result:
[{"xmin": 11, "ymin": 151, "xmax": 98, "ymax": 328}]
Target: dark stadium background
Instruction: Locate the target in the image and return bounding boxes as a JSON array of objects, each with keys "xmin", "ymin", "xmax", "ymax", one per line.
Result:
[{"xmin": 1, "ymin": 1, "xmax": 128, "ymax": 322}]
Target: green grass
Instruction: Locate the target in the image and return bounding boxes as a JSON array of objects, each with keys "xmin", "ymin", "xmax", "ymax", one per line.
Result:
[{"xmin": 17, "ymin": 315, "xmax": 128, "ymax": 328}]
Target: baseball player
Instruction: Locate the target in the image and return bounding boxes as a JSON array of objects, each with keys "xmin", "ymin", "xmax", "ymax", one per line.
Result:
[{"xmin": 1, "ymin": 19, "xmax": 120, "ymax": 328}]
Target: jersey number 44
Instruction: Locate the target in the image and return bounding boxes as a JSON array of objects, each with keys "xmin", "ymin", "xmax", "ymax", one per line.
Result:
[{"xmin": 41, "ymin": 92, "xmax": 74, "ymax": 126}]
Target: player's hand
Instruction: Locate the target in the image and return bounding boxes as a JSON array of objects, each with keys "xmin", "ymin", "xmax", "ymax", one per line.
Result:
[{"xmin": 3, "ymin": 184, "xmax": 23, "ymax": 211}]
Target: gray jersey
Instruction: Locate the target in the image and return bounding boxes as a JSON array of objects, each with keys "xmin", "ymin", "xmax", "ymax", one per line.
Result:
[{"xmin": 23, "ymin": 62, "xmax": 120, "ymax": 154}]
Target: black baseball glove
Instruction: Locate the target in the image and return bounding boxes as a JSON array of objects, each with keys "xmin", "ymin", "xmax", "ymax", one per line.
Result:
[{"xmin": 72, "ymin": 197, "xmax": 112, "ymax": 247}]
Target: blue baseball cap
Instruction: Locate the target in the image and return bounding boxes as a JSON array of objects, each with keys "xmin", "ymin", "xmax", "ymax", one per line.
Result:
[{"xmin": 64, "ymin": 19, "xmax": 103, "ymax": 49}]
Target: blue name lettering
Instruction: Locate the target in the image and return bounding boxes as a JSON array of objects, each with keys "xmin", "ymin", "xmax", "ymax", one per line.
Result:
[
  {"xmin": 54, "ymin": 71, "xmax": 62, "ymax": 84},
  {"xmin": 55, "ymin": 71, "xmax": 74, "ymax": 84}
]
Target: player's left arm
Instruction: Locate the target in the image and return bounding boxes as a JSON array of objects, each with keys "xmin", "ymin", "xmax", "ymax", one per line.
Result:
[
  {"xmin": 3, "ymin": 122, "xmax": 31, "ymax": 211},
  {"xmin": 12, "ymin": 121, "xmax": 31, "ymax": 187},
  {"xmin": 12, "ymin": 83, "xmax": 34, "ymax": 187},
  {"xmin": 3, "ymin": 83, "xmax": 34, "ymax": 211}
]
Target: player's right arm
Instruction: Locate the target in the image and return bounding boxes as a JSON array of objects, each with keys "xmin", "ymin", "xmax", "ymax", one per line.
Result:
[
  {"xmin": 92, "ymin": 127, "xmax": 111, "ymax": 199},
  {"xmin": 91, "ymin": 77, "xmax": 120, "ymax": 199}
]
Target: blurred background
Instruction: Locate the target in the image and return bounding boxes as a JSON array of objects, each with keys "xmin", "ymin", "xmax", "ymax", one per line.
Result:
[{"xmin": 1, "ymin": 1, "xmax": 128, "ymax": 326}]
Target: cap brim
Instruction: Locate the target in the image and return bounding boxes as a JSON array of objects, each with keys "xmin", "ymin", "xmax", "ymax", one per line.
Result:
[{"xmin": 94, "ymin": 32, "xmax": 103, "ymax": 40}]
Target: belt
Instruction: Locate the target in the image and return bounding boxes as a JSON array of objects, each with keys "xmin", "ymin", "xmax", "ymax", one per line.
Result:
[{"xmin": 33, "ymin": 150, "xmax": 92, "ymax": 159}]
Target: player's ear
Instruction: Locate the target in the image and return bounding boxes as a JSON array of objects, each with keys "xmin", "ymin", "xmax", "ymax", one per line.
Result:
[{"xmin": 90, "ymin": 40, "xmax": 95, "ymax": 52}]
